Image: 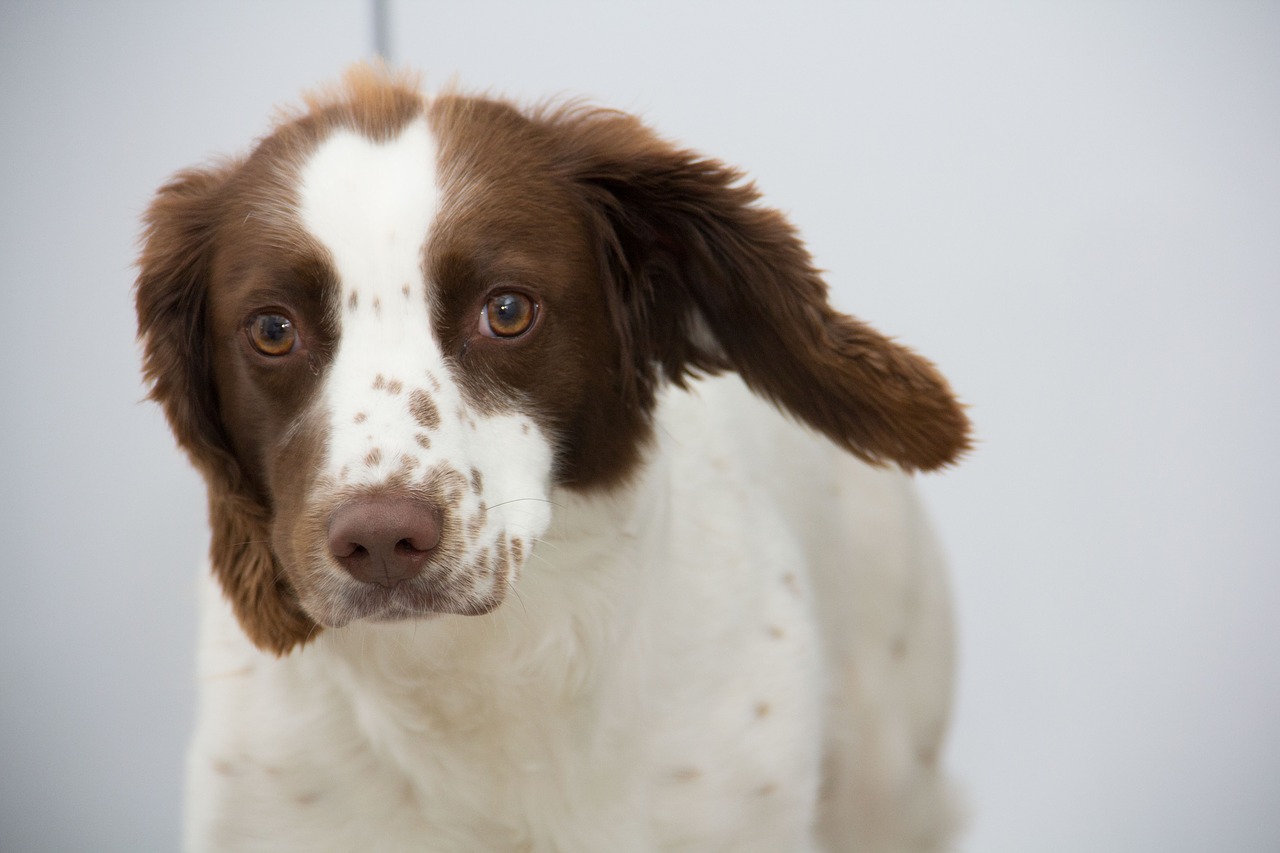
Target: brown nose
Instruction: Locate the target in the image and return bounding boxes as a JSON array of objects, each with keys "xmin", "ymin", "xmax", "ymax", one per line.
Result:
[{"xmin": 327, "ymin": 496, "xmax": 442, "ymax": 588}]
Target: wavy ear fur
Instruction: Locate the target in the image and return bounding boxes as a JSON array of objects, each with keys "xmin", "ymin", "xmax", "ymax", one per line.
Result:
[
  {"xmin": 135, "ymin": 166, "xmax": 315, "ymax": 655},
  {"xmin": 549, "ymin": 108, "xmax": 970, "ymax": 471}
]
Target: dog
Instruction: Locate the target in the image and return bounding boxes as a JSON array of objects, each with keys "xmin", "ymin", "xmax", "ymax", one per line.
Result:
[{"xmin": 136, "ymin": 64, "xmax": 969, "ymax": 852}]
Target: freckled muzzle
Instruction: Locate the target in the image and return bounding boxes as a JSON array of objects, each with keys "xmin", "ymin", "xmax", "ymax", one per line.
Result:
[{"xmin": 289, "ymin": 461, "xmax": 520, "ymax": 626}]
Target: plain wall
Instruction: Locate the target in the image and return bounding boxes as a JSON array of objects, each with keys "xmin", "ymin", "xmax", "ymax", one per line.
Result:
[{"xmin": 2, "ymin": 1, "xmax": 1277, "ymax": 850}]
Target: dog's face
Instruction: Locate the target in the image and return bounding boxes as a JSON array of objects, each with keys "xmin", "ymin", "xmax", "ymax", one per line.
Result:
[{"xmin": 137, "ymin": 66, "xmax": 969, "ymax": 654}]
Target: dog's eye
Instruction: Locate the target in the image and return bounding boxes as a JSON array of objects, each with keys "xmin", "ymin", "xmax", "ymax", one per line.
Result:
[
  {"xmin": 248, "ymin": 313, "xmax": 297, "ymax": 356},
  {"xmin": 480, "ymin": 292, "xmax": 537, "ymax": 338}
]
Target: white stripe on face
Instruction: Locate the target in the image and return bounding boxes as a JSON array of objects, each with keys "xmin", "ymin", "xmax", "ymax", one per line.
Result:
[
  {"xmin": 298, "ymin": 117, "xmax": 447, "ymax": 484},
  {"xmin": 293, "ymin": 115, "xmax": 554, "ymax": 623}
]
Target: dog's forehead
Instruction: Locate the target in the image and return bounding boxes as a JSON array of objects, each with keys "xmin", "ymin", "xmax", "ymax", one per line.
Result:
[{"xmin": 297, "ymin": 116, "xmax": 438, "ymax": 299}]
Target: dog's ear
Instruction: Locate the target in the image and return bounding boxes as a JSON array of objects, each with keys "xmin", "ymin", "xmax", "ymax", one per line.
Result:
[
  {"xmin": 135, "ymin": 165, "xmax": 316, "ymax": 655},
  {"xmin": 552, "ymin": 109, "xmax": 970, "ymax": 471}
]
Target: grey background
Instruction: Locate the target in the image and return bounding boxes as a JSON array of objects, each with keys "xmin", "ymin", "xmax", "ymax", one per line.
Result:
[{"xmin": 2, "ymin": 1, "xmax": 1278, "ymax": 850}]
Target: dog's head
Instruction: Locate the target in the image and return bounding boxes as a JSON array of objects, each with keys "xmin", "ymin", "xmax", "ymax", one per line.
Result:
[{"xmin": 136, "ymin": 65, "xmax": 968, "ymax": 655}]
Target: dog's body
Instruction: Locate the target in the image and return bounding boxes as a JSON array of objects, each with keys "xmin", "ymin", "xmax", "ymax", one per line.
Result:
[{"xmin": 137, "ymin": 67, "xmax": 968, "ymax": 851}]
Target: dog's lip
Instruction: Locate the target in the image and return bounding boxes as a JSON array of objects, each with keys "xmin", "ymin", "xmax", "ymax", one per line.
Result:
[{"xmin": 316, "ymin": 581, "xmax": 505, "ymax": 626}]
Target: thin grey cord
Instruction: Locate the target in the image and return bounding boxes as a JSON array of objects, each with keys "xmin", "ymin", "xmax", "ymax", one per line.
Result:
[{"xmin": 372, "ymin": 0, "xmax": 392, "ymax": 62}]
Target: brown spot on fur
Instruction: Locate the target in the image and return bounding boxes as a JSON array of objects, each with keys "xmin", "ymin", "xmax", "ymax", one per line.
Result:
[
  {"xmin": 469, "ymin": 467, "xmax": 483, "ymax": 494},
  {"xmin": 347, "ymin": 291, "xmax": 358, "ymax": 310},
  {"xmin": 782, "ymin": 572, "xmax": 801, "ymax": 597},
  {"xmin": 296, "ymin": 791, "xmax": 321, "ymax": 805},
  {"xmin": 373, "ymin": 374, "xmax": 386, "ymax": 391},
  {"xmin": 467, "ymin": 501, "xmax": 489, "ymax": 543},
  {"xmin": 401, "ymin": 282, "xmax": 410, "ymax": 298},
  {"xmin": 372, "ymin": 296, "xmax": 381, "ymax": 313},
  {"xmin": 364, "ymin": 448, "xmax": 382, "ymax": 467},
  {"xmin": 415, "ymin": 432, "xmax": 431, "ymax": 449},
  {"xmin": 387, "ymin": 379, "xmax": 403, "ymax": 395},
  {"xmin": 494, "ymin": 537, "xmax": 511, "ymax": 578},
  {"xmin": 766, "ymin": 625, "xmax": 785, "ymax": 640},
  {"xmin": 426, "ymin": 373, "xmax": 441, "ymax": 392},
  {"xmin": 354, "ymin": 412, "xmax": 367, "ymax": 424},
  {"xmin": 511, "ymin": 538, "xmax": 524, "ymax": 564},
  {"xmin": 754, "ymin": 701, "xmax": 771, "ymax": 719},
  {"xmin": 410, "ymin": 389, "xmax": 440, "ymax": 430}
]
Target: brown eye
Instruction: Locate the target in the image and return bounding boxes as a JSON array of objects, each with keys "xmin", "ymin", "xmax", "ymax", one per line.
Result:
[
  {"xmin": 248, "ymin": 313, "xmax": 297, "ymax": 356},
  {"xmin": 480, "ymin": 292, "xmax": 537, "ymax": 338}
]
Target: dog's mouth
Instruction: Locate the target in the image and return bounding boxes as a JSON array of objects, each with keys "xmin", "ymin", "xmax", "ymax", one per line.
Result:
[{"xmin": 303, "ymin": 566, "xmax": 509, "ymax": 628}]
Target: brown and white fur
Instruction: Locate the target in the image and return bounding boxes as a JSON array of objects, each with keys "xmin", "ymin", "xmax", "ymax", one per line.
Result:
[{"xmin": 136, "ymin": 65, "xmax": 970, "ymax": 852}]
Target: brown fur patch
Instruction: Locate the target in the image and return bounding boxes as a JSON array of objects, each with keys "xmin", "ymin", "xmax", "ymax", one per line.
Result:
[
  {"xmin": 525, "ymin": 102, "xmax": 971, "ymax": 473},
  {"xmin": 426, "ymin": 88, "xmax": 968, "ymax": 491},
  {"xmin": 409, "ymin": 389, "xmax": 440, "ymax": 430},
  {"xmin": 135, "ymin": 64, "xmax": 428, "ymax": 654}
]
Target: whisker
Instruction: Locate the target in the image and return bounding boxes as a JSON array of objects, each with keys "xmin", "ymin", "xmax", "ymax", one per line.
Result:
[
  {"xmin": 486, "ymin": 497, "xmax": 563, "ymax": 512},
  {"xmin": 527, "ymin": 535, "xmax": 561, "ymax": 555}
]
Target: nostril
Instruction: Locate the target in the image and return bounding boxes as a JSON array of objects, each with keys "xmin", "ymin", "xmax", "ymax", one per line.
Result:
[
  {"xmin": 331, "ymin": 541, "xmax": 368, "ymax": 560},
  {"xmin": 326, "ymin": 496, "xmax": 443, "ymax": 588},
  {"xmin": 395, "ymin": 538, "xmax": 429, "ymax": 555}
]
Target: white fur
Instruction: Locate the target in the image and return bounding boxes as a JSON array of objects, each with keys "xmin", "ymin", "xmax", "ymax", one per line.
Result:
[
  {"xmin": 187, "ymin": 377, "xmax": 955, "ymax": 851},
  {"xmin": 185, "ymin": 116, "xmax": 956, "ymax": 851}
]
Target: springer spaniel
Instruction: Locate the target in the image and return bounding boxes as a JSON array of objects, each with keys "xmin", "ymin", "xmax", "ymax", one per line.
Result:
[{"xmin": 136, "ymin": 65, "xmax": 969, "ymax": 852}]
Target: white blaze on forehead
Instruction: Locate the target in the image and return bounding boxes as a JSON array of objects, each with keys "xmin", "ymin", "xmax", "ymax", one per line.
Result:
[
  {"xmin": 292, "ymin": 113, "xmax": 555, "ymax": 598},
  {"xmin": 299, "ymin": 117, "xmax": 438, "ymax": 287},
  {"xmin": 298, "ymin": 116, "xmax": 449, "ymax": 483}
]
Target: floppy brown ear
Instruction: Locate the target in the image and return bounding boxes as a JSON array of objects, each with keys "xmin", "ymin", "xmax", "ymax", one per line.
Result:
[
  {"xmin": 135, "ymin": 165, "xmax": 316, "ymax": 655},
  {"xmin": 552, "ymin": 109, "xmax": 970, "ymax": 471}
]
